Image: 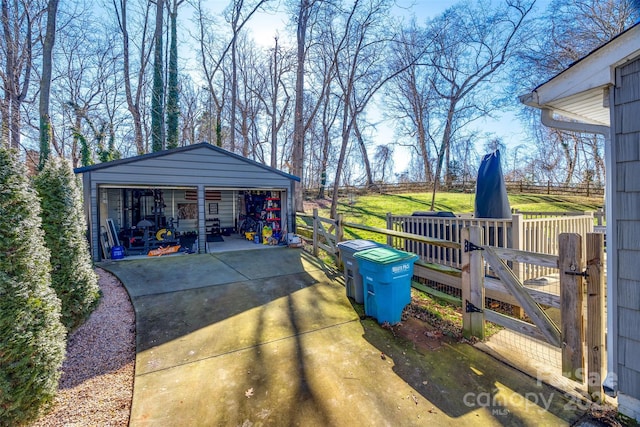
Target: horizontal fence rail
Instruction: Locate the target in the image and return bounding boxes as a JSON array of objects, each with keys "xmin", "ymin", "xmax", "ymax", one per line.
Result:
[
  {"xmin": 304, "ymin": 180, "xmax": 605, "ymax": 198},
  {"xmin": 389, "ymin": 212, "xmax": 595, "ymax": 283}
]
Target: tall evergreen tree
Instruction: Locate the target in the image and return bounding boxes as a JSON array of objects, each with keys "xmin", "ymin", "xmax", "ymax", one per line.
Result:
[
  {"xmin": 166, "ymin": 0, "xmax": 184, "ymax": 149},
  {"xmin": 151, "ymin": 0, "xmax": 165, "ymax": 152},
  {"xmin": 35, "ymin": 157, "xmax": 100, "ymax": 331},
  {"xmin": 0, "ymin": 147, "xmax": 66, "ymax": 425}
]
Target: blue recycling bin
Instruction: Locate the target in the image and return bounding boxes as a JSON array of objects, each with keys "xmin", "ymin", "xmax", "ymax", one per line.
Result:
[
  {"xmin": 337, "ymin": 240, "xmax": 381, "ymax": 303},
  {"xmin": 354, "ymin": 247, "xmax": 418, "ymax": 324},
  {"xmin": 111, "ymin": 245, "xmax": 125, "ymax": 260}
]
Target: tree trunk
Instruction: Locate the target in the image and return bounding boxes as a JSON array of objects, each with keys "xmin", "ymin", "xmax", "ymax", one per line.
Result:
[
  {"xmin": 430, "ymin": 102, "xmax": 455, "ymax": 210},
  {"xmin": 230, "ymin": 21, "xmax": 237, "ymax": 153},
  {"xmin": 417, "ymin": 123, "xmax": 433, "ymax": 183},
  {"xmin": 353, "ymin": 119, "xmax": 374, "ymax": 187},
  {"xmin": 39, "ymin": 0, "xmax": 59, "ymax": 170},
  {"xmin": 117, "ymin": 0, "xmax": 146, "ymax": 155},
  {"xmin": 270, "ymin": 37, "xmax": 279, "ymax": 168},
  {"xmin": 330, "ymin": 106, "xmax": 355, "ymax": 219},
  {"xmin": 2, "ymin": 0, "xmax": 33, "ymax": 150},
  {"xmin": 292, "ymin": 0, "xmax": 309, "ymax": 212}
]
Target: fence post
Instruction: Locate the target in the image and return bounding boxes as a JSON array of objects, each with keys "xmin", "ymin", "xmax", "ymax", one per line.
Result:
[
  {"xmin": 586, "ymin": 233, "xmax": 605, "ymax": 402},
  {"xmin": 511, "ymin": 214, "xmax": 524, "ymax": 282},
  {"xmin": 336, "ymin": 213, "xmax": 344, "ymax": 245},
  {"xmin": 595, "ymin": 208, "xmax": 604, "ymax": 226},
  {"xmin": 559, "ymin": 233, "xmax": 585, "ymax": 382},
  {"xmin": 312, "ymin": 208, "xmax": 319, "ymax": 257},
  {"xmin": 386, "ymin": 212, "xmax": 393, "ymax": 247},
  {"xmin": 461, "ymin": 226, "xmax": 485, "ymax": 340}
]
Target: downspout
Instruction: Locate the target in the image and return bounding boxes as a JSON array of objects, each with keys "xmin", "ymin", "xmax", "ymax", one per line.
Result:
[{"xmin": 540, "ymin": 107, "xmax": 617, "ymax": 397}]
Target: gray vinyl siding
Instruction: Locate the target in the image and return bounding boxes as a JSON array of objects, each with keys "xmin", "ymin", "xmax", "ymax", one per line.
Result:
[
  {"xmin": 618, "ymin": 278, "xmax": 640, "ymax": 310},
  {"xmin": 83, "ymin": 146, "xmax": 293, "ymax": 188},
  {"xmin": 77, "ymin": 143, "xmax": 298, "ymax": 261},
  {"xmin": 614, "ymin": 56, "xmax": 640, "ymax": 402}
]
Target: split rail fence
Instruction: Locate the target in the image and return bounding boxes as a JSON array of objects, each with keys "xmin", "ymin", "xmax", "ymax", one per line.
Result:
[
  {"xmin": 296, "ymin": 209, "xmax": 606, "ymax": 402},
  {"xmin": 304, "ymin": 179, "xmax": 605, "ymax": 198}
]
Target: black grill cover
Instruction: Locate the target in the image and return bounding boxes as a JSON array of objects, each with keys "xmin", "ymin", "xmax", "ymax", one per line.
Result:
[{"xmin": 474, "ymin": 150, "xmax": 511, "ymax": 219}]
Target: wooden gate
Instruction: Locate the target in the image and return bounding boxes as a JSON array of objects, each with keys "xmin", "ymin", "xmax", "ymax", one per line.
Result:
[{"xmin": 462, "ymin": 227, "xmax": 606, "ymax": 401}]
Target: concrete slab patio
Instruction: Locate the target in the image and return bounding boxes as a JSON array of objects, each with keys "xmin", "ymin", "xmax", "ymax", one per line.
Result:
[{"xmin": 100, "ymin": 248, "xmax": 587, "ymax": 426}]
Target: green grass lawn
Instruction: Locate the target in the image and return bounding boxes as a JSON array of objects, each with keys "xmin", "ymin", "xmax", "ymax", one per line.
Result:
[{"xmin": 301, "ymin": 191, "xmax": 604, "ymax": 243}]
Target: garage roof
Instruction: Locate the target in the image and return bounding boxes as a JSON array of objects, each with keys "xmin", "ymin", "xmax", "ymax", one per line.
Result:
[
  {"xmin": 519, "ymin": 22, "xmax": 640, "ymax": 126},
  {"xmin": 74, "ymin": 142, "xmax": 300, "ymax": 182}
]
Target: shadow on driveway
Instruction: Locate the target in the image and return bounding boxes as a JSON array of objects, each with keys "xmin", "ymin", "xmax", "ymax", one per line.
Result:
[{"xmin": 100, "ymin": 247, "xmax": 585, "ymax": 426}]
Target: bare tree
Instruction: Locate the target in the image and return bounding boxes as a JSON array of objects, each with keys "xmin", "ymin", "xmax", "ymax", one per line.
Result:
[
  {"xmin": 515, "ymin": 0, "xmax": 639, "ymax": 185},
  {"xmin": 1, "ymin": 0, "xmax": 41, "ymax": 151},
  {"xmin": 178, "ymin": 76, "xmax": 199, "ymax": 146},
  {"xmin": 112, "ymin": 0, "xmax": 153, "ymax": 155},
  {"xmin": 315, "ymin": 56, "xmax": 340, "ymax": 199},
  {"xmin": 193, "ymin": 0, "xmax": 227, "ymax": 146},
  {"xmin": 38, "ymin": 0, "xmax": 58, "ymax": 169},
  {"xmin": 328, "ymin": 0, "xmax": 409, "ymax": 218},
  {"xmin": 194, "ymin": 0, "xmax": 270, "ymax": 152},
  {"xmin": 386, "ymin": 20, "xmax": 436, "ymax": 184},
  {"xmin": 425, "ymin": 0, "xmax": 534, "ymax": 210},
  {"xmin": 235, "ymin": 35, "xmax": 263, "ymax": 158},
  {"xmin": 291, "ymin": 0, "xmax": 318, "ymax": 212},
  {"xmin": 373, "ymin": 143, "xmax": 394, "ymax": 183},
  {"xmin": 265, "ymin": 36, "xmax": 292, "ymax": 168},
  {"xmin": 56, "ymin": 16, "xmax": 121, "ymax": 166}
]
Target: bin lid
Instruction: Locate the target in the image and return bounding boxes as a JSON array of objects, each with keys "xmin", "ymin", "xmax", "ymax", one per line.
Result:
[
  {"xmin": 337, "ymin": 239, "xmax": 379, "ymax": 252},
  {"xmin": 354, "ymin": 247, "xmax": 417, "ymax": 264},
  {"xmin": 411, "ymin": 211, "xmax": 455, "ymax": 217}
]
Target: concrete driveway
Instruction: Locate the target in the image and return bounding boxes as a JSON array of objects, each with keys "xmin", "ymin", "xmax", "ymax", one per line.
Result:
[{"xmin": 100, "ymin": 248, "xmax": 585, "ymax": 426}]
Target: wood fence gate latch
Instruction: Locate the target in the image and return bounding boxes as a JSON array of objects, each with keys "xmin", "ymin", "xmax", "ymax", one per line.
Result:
[
  {"xmin": 465, "ymin": 300, "xmax": 483, "ymax": 313},
  {"xmin": 464, "ymin": 240, "xmax": 484, "ymax": 253},
  {"xmin": 564, "ymin": 264, "xmax": 589, "ymax": 278}
]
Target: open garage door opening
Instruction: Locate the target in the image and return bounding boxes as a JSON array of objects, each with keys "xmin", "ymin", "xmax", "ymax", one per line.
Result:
[{"xmin": 98, "ymin": 186, "xmax": 289, "ymax": 259}]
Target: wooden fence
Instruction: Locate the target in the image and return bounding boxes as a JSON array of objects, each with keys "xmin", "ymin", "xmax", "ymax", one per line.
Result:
[
  {"xmin": 304, "ymin": 180, "xmax": 605, "ymax": 198},
  {"xmin": 296, "ymin": 211, "xmax": 606, "ymax": 401},
  {"xmin": 388, "ymin": 212, "xmax": 595, "ymax": 283}
]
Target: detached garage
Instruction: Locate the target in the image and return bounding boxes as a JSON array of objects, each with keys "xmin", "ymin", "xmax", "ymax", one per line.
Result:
[{"xmin": 74, "ymin": 143, "xmax": 300, "ymax": 261}]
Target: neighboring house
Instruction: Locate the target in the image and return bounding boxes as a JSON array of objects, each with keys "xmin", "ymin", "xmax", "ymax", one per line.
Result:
[
  {"xmin": 520, "ymin": 22, "xmax": 640, "ymax": 421},
  {"xmin": 75, "ymin": 142, "xmax": 300, "ymax": 261}
]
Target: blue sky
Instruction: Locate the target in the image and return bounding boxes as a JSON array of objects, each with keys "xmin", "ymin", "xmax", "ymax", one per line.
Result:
[{"xmin": 197, "ymin": 0, "xmax": 552, "ymax": 176}]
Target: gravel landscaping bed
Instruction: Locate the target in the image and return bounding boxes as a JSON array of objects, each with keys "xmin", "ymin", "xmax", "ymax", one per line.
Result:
[{"xmin": 32, "ymin": 268, "xmax": 135, "ymax": 427}]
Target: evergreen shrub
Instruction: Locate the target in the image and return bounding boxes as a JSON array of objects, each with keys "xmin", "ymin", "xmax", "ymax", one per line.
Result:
[
  {"xmin": 35, "ymin": 157, "xmax": 100, "ymax": 331},
  {"xmin": 0, "ymin": 147, "xmax": 66, "ymax": 425}
]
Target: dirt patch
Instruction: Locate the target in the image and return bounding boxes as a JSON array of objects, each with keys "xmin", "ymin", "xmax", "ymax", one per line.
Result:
[{"xmin": 384, "ymin": 317, "xmax": 452, "ymax": 354}]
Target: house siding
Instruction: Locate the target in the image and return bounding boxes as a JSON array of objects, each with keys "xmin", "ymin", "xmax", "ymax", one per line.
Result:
[
  {"xmin": 618, "ymin": 278, "xmax": 640, "ymax": 310},
  {"xmin": 616, "ymin": 133, "xmax": 639, "ymax": 161},
  {"xmin": 614, "ymin": 57, "xmax": 640, "ymax": 408}
]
